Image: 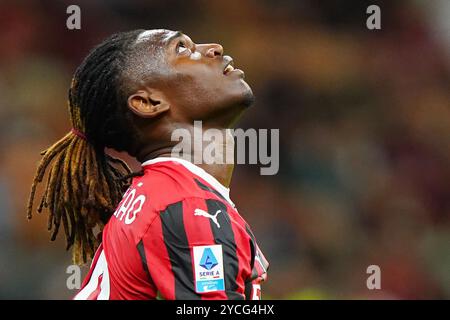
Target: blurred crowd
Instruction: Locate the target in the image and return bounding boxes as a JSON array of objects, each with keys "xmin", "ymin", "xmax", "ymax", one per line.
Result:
[{"xmin": 0, "ymin": 0, "xmax": 449, "ymax": 299}]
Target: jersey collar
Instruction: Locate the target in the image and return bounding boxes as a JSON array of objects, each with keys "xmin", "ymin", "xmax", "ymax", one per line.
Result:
[{"xmin": 141, "ymin": 157, "xmax": 235, "ymax": 208}]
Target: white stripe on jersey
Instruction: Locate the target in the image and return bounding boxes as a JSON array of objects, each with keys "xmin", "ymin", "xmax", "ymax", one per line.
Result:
[
  {"xmin": 74, "ymin": 249, "xmax": 110, "ymax": 300},
  {"xmin": 255, "ymin": 254, "xmax": 267, "ymax": 273}
]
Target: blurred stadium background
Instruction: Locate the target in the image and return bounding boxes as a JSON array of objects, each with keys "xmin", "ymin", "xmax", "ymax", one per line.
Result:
[{"xmin": 0, "ymin": 0, "xmax": 449, "ymax": 299}]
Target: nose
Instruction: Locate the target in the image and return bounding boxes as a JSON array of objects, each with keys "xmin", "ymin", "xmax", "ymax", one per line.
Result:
[{"xmin": 197, "ymin": 43, "xmax": 223, "ymax": 58}]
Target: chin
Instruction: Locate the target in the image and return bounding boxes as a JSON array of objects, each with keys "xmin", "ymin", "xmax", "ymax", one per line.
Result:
[
  {"xmin": 241, "ymin": 86, "xmax": 255, "ymax": 108},
  {"xmin": 209, "ymin": 90, "xmax": 254, "ymax": 127},
  {"xmin": 233, "ymin": 80, "xmax": 255, "ymax": 109}
]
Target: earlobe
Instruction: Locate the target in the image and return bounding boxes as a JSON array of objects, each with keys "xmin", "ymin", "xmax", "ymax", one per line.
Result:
[{"xmin": 127, "ymin": 90, "xmax": 170, "ymax": 118}]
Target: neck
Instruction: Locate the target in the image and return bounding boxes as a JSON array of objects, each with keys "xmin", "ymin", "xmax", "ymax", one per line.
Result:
[{"xmin": 137, "ymin": 126, "xmax": 235, "ymax": 188}]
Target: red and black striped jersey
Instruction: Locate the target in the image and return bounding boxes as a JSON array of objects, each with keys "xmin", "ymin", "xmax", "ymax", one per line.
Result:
[{"xmin": 74, "ymin": 157, "xmax": 269, "ymax": 300}]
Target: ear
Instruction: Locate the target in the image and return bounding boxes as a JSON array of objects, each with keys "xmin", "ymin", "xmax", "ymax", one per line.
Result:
[{"xmin": 127, "ymin": 89, "xmax": 170, "ymax": 118}]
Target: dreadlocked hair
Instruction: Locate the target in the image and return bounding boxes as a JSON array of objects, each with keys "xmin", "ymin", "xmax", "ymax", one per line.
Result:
[{"xmin": 27, "ymin": 30, "xmax": 145, "ymax": 265}]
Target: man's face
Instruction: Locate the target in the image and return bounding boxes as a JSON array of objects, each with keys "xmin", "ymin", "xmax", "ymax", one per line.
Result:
[{"xmin": 125, "ymin": 29, "xmax": 254, "ymax": 124}]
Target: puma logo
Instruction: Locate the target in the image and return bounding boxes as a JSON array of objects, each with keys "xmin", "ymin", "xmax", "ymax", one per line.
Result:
[{"xmin": 194, "ymin": 209, "xmax": 222, "ymax": 228}]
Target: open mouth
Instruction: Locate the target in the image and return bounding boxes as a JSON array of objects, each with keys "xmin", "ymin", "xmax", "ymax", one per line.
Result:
[{"xmin": 223, "ymin": 58, "xmax": 235, "ymax": 75}]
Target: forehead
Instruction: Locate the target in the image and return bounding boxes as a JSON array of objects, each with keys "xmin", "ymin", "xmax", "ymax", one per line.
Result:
[
  {"xmin": 122, "ymin": 29, "xmax": 180, "ymax": 84},
  {"xmin": 135, "ymin": 29, "xmax": 179, "ymax": 45}
]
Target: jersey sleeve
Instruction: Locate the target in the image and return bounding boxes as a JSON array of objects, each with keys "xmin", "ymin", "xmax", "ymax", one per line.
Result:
[
  {"xmin": 138, "ymin": 197, "xmax": 246, "ymax": 300},
  {"xmin": 241, "ymin": 222, "xmax": 269, "ymax": 300}
]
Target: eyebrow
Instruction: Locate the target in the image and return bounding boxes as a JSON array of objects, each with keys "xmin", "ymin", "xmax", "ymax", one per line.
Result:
[{"xmin": 165, "ymin": 31, "xmax": 184, "ymax": 46}]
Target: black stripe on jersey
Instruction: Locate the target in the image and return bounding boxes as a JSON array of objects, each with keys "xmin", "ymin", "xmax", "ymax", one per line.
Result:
[
  {"xmin": 244, "ymin": 233, "xmax": 256, "ymax": 300},
  {"xmin": 245, "ymin": 225, "xmax": 256, "ymax": 270},
  {"xmin": 205, "ymin": 199, "xmax": 243, "ymax": 300},
  {"xmin": 245, "ymin": 225, "xmax": 259, "ymax": 280},
  {"xmin": 244, "ymin": 281, "xmax": 253, "ymax": 300},
  {"xmin": 195, "ymin": 178, "xmax": 227, "ymax": 202},
  {"xmin": 160, "ymin": 201, "xmax": 200, "ymax": 300},
  {"xmin": 137, "ymin": 239, "xmax": 153, "ymax": 284}
]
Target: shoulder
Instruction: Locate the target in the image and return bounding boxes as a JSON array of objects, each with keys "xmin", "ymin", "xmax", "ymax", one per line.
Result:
[
  {"xmin": 119, "ymin": 162, "xmax": 210, "ymax": 230},
  {"xmin": 122, "ymin": 161, "xmax": 233, "ymax": 238},
  {"xmin": 133, "ymin": 161, "xmax": 203, "ymax": 209}
]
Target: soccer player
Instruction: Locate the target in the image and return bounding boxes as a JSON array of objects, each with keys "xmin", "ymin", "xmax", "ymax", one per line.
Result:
[{"xmin": 27, "ymin": 29, "xmax": 268, "ymax": 300}]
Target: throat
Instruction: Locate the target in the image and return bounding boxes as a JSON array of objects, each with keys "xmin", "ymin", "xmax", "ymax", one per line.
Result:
[{"xmin": 139, "ymin": 127, "xmax": 236, "ymax": 188}]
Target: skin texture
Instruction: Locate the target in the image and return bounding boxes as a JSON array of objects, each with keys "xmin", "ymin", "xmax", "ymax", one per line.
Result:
[{"xmin": 122, "ymin": 29, "xmax": 255, "ymax": 186}]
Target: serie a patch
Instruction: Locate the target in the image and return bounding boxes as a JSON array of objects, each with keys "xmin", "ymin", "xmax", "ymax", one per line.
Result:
[{"xmin": 193, "ymin": 244, "xmax": 225, "ymax": 293}]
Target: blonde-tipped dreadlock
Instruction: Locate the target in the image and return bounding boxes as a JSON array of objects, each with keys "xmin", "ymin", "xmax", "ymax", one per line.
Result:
[{"xmin": 27, "ymin": 30, "xmax": 145, "ymax": 265}]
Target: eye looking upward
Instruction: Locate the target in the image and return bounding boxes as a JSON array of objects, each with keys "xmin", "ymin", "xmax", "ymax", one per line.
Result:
[{"xmin": 176, "ymin": 41, "xmax": 191, "ymax": 55}]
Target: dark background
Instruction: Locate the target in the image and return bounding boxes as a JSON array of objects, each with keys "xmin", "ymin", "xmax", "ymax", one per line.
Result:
[{"xmin": 0, "ymin": 0, "xmax": 449, "ymax": 299}]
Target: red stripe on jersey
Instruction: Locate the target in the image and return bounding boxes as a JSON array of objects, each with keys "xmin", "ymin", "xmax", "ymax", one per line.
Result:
[
  {"xmin": 141, "ymin": 215, "xmax": 176, "ymax": 300},
  {"xmin": 225, "ymin": 210, "xmax": 254, "ymax": 294},
  {"xmin": 181, "ymin": 197, "xmax": 228, "ymax": 300}
]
